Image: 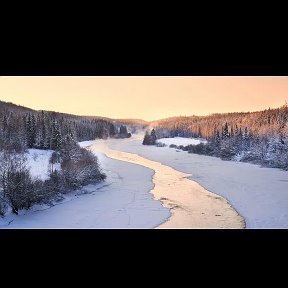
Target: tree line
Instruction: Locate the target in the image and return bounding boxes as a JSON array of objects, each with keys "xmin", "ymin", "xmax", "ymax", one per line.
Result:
[
  {"xmin": 0, "ymin": 107, "xmax": 117, "ymax": 153},
  {"xmin": 147, "ymin": 104, "xmax": 288, "ymax": 170}
]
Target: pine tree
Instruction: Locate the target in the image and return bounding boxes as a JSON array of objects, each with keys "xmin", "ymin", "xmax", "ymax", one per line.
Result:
[
  {"xmin": 51, "ymin": 120, "xmax": 62, "ymax": 150},
  {"xmin": 109, "ymin": 124, "xmax": 116, "ymax": 137},
  {"xmin": 120, "ymin": 125, "xmax": 128, "ymax": 135},
  {"xmin": 31, "ymin": 114, "xmax": 36, "ymax": 147},
  {"xmin": 46, "ymin": 135, "xmax": 51, "ymax": 150},
  {"xmin": 25, "ymin": 113, "xmax": 37, "ymax": 148},
  {"xmin": 198, "ymin": 126, "xmax": 201, "ymax": 137},
  {"xmin": 215, "ymin": 130, "xmax": 221, "ymax": 146},
  {"xmin": 222, "ymin": 122, "xmax": 230, "ymax": 139},
  {"xmin": 242, "ymin": 127, "xmax": 250, "ymax": 150},
  {"xmin": 40, "ymin": 113, "xmax": 47, "ymax": 149},
  {"xmin": 230, "ymin": 126, "xmax": 234, "ymax": 137},
  {"xmin": 25, "ymin": 114, "xmax": 33, "ymax": 148},
  {"xmin": 244, "ymin": 127, "xmax": 249, "ymax": 139},
  {"xmin": 2, "ymin": 115, "xmax": 8, "ymax": 134},
  {"xmin": 143, "ymin": 131, "xmax": 152, "ymax": 145},
  {"xmin": 60, "ymin": 133, "xmax": 80, "ymax": 162},
  {"xmin": 40, "ymin": 129, "xmax": 46, "ymax": 149},
  {"xmin": 150, "ymin": 129, "xmax": 157, "ymax": 144},
  {"xmin": 235, "ymin": 124, "xmax": 239, "ymax": 135}
]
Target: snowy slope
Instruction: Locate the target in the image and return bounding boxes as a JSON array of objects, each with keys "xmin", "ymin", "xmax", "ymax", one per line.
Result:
[
  {"xmin": 157, "ymin": 137, "xmax": 207, "ymax": 146},
  {"xmin": 25, "ymin": 149, "xmax": 60, "ymax": 180},
  {"xmin": 107, "ymin": 134, "xmax": 288, "ymax": 228}
]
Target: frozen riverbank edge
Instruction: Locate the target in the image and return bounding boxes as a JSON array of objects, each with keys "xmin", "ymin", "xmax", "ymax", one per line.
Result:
[
  {"xmin": 0, "ymin": 143, "xmax": 170, "ymax": 228},
  {"xmin": 88, "ymin": 140, "xmax": 244, "ymax": 228},
  {"xmin": 107, "ymin": 134, "xmax": 288, "ymax": 228}
]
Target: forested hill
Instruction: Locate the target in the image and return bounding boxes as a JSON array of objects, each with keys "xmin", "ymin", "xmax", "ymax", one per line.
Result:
[
  {"xmin": 0, "ymin": 100, "xmax": 114, "ymax": 122},
  {"xmin": 149, "ymin": 105, "xmax": 288, "ymax": 170},
  {"xmin": 0, "ymin": 101, "xmax": 34, "ymax": 113},
  {"xmin": 151, "ymin": 106, "xmax": 288, "ymax": 140},
  {"xmin": 0, "ymin": 100, "xmax": 117, "ymax": 152}
]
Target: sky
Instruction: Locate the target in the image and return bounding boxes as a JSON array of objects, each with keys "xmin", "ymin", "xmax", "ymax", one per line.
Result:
[{"xmin": 0, "ymin": 76, "xmax": 287, "ymax": 121}]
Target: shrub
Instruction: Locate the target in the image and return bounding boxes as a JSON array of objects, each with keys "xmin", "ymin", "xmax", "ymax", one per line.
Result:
[
  {"xmin": 182, "ymin": 144, "xmax": 192, "ymax": 151},
  {"xmin": 1, "ymin": 168, "xmax": 38, "ymax": 214},
  {"xmin": 187, "ymin": 143, "xmax": 207, "ymax": 154},
  {"xmin": 60, "ymin": 147, "xmax": 106, "ymax": 190},
  {"xmin": 240, "ymin": 152, "xmax": 262, "ymax": 164},
  {"xmin": 219, "ymin": 148, "xmax": 236, "ymax": 160},
  {"xmin": 0, "ymin": 152, "xmax": 57, "ymax": 215},
  {"xmin": 156, "ymin": 142, "xmax": 166, "ymax": 147}
]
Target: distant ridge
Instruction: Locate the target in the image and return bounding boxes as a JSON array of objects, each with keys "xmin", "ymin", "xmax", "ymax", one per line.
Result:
[
  {"xmin": 0, "ymin": 100, "xmax": 150, "ymax": 126},
  {"xmin": 0, "ymin": 100, "xmax": 115, "ymax": 123},
  {"xmin": 114, "ymin": 119, "xmax": 149, "ymax": 126},
  {"xmin": 2, "ymin": 99, "xmax": 286, "ymax": 127}
]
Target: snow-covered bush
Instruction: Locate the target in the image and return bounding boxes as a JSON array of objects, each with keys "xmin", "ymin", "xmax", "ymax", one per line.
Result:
[
  {"xmin": 0, "ymin": 153, "xmax": 40, "ymax": 214},
  {"xmin": 46, "ymin": 170, "xmax": 63, "ymax": 194},
  {"xmin": 55, "ymin": 138, "xmax": 106, "ymax": 190},
  {"xmin": 156, "ymin": 142, "xmax": 166, "ymax": 147},
  {"xmin": 59, "ymin": 144, "xmax": 106, "ymax": 190},
  {"xmin": 219, "ymin": 147, "xmax": 236, "ymax": 160},
  {"xmin": 187, "ymin": 143, "xmax": 212, "ymax": 155},
  {"xmin": 0, "ymin": 152, "xmax": 59, "ymax": 216}
]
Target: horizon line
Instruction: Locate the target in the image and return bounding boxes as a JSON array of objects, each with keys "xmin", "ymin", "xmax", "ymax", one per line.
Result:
[{"xmin": 0, "ymin": 99, "xmax": 286, "ymax": 123}]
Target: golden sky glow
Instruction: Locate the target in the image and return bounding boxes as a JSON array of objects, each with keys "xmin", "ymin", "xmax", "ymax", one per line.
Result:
[{"xmin": 0, "ymin": 76, "xmax": 287, "ymax": 121}]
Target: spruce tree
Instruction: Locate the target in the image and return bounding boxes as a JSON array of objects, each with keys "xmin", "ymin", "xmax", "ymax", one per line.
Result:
[
  {"xmin": 109, "ymin": 124, "xmax": 116, "ymax": 137},
  {"xmin": 243, "ymin": 127, "xmax": 250, "ymax": 150},
  {"xmin": 31, "ymin": 114, "xmax": 36, "ymax": 148},
  {"xmin": 25, "ymin": 114, "xmax": 33, "ymax": 148},
  {"xmin": 51, "ymin": 120, "xmax": 62, "ymax": 150},
  {"xmin": 230, "ymin": 126, "xmax": 234, "ymax": 137},
  {"xmin": 143, "ymin": 131, "xmax": 151, "ymax": 145},
  {"xmin": 215, "ymin": 130, "xmax": 221, "ymax": 146},
  {"xmin": 120, "ymin": 125, "xmax": 128, "ymax": 135},
  {"xmin": 150, "ymin": 128, "xmax": 157, "ymax": 144},
  {"xmin": 222, "ymin": 122, "xmax": 230, "ymax": 139},
  {"xmin": 198, "ymin": 126, "xmax": 201, "ymax": 137},
  {"xmin": 2, "ymin": 115, "xmax": 8, "ymax": 135},
  {"xmin": 40, "ymin": 114, "xmax": 47, "ymax": 149}
]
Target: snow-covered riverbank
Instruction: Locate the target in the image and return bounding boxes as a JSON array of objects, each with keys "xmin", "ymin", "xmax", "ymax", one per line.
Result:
[
  {"xmin": 107, "ymin": 133, "xmax": 288, "ymax": 228},
  {"xmin": 156, "ymin": 137, "xmax": 207, "ymax": 146},
  {"xmin": 0, "ymin": 146, "xmax": 169, "ymax": 228},
  {"xmin": 2, "ymin": 133, "xmax": 287, "ymax": 228}
]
